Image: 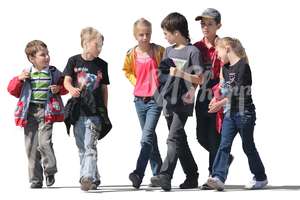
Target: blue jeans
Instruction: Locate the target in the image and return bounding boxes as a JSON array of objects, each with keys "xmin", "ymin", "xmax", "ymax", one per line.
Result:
[
  {"xmin": 74, "ymin": 116, "xmax": 101, "ymax": 184},
  {"xmin": 212, "ymin": 109, "xmax": 267, "ymax": 182},
  {"xmin": 133, "ymin": 97, "xmax": 162, "ymax": 179}
]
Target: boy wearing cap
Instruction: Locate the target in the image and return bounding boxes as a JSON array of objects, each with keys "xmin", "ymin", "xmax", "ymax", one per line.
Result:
[{"xmin": 194, "ymin": 8, "xmax": 233, "ymax": 190}]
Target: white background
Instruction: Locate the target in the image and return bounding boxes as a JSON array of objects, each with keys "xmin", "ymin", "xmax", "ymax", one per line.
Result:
[{"xmin": 0, "ymin": 0, "xmax": 299, "ymax": 199}]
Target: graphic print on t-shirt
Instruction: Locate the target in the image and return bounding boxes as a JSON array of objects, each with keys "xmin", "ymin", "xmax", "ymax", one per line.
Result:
[
  {"xmin": 74, "ymin": 66, "xmax": 103, "ymax": 91},
  {"xmin": 171, "ymin": 58, "xmax": 187, "ymax": 70},
  {"xmin": 228, "ymin": 72, "xmax": 236, "ymax": 87}
]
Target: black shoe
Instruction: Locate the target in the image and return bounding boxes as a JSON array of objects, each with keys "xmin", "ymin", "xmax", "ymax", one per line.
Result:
[
  {"xmin": 179, "ymin": 178, "xmax": 198, "ymax": 189},
  {"xmin": 30, "ymin": 182, "xmax": 43, "ymax": 189},
  {"xmin": 201, "ymin": 182, "xmax": 214, "ymax": 190},
  {"xmin": 46, "ymin": 175, "xmax": 55, "ymax": 187},
  {"xmin": 129, "ymin": 173, "xmax": 142, "ymax": 189},
  {"xmin": 160, "ymin": 174, "xmax": 171, "ymax": 191}
]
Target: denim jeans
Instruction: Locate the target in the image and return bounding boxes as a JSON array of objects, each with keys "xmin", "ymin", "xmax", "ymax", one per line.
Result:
[
  {"xmin": 212, "ymin": 109, "xmax": 267, "ymax": 182},
  {"xmin": 133, "ymin": 97, "xmax": 162, "ymax": 179},
  {"xmin": 74, "ymin": 116, "xmax": 101, "ymax": 184}
]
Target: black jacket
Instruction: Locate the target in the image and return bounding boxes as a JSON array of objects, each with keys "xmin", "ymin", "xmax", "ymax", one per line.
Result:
[
  {"xmin": 154, "ymin": 58, "xmax": 191, "ymax": 112},
  {"xmin": 64, "ymin": 89, "xmax": 112, "ymax": 140}
]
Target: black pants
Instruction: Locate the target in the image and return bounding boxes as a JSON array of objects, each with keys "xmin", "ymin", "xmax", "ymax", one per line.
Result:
[
  {"xmin": 160, "ymin": 112, "xmax": 198, "ymax": 179},
  {"xmin": 195, "ymin": 99, "xmax": 221, "ymax": 175}
]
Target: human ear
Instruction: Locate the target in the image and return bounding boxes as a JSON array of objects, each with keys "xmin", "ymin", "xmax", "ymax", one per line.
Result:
[{"xmin": 28, "ymin": 55, "xmax": 35, "ymax": 63}]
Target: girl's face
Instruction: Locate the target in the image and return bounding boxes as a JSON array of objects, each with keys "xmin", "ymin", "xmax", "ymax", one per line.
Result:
[
  {"xmin": 134, "ymin": 24, "xmax": 151, "ymax": 46},
  {"xmin": 216, "ymin": 45, "xmax": 229, "ymax": 64},
  {"xmin": 84, "ymin": 38, "xmax": 103, "ymax": 58},
  {"xmin": 200, "ymin": 18, "xmax": 221, "ymax": 38},
  {"xmin": 163, "ymin": 29, "xmax": 176, "ymax": 45},
  {"xmin": 29, "ymin": 47, "xmax": 50, "ymax": 69}
]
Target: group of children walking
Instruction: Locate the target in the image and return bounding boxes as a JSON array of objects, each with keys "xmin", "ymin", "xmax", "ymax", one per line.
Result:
[{"xmin": 7, "ymin": 8, "xmax": 268, "ymax": 192}]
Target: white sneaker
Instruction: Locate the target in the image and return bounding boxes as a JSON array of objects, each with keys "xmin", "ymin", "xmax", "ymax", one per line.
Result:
[
  {"xmin": 207, "ymin": 177, "xmax": 224, "ymax": 191},
  {"xmin": 245, "ymin": 178, "xmax": 268, "ymax": 189}
]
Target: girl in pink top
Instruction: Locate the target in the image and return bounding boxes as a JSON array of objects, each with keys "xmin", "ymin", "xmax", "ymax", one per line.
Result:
[{"xmin": 123, "ymin": 18, "xmax": 165, "ymax": 189}]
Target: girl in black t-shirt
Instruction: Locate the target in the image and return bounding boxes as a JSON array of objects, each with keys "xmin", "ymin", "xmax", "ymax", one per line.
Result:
[{"xmin": 206, "ymin": 37, "xmax": 268, "ymax": 191}]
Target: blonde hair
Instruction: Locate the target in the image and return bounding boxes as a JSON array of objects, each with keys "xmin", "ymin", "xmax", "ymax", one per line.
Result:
[
  {"xmin": 25, "ymin": 40, "xmax": 47, "ymax": 60},
  {"xmin": 80, "ymin": 27, "xmax": 104, "ymax": 48},
  {"xmin": 133, "ymin": 18, "xmax": 152, "ymax": 36},
  {"xmin": 216, "ymin": 37, "xmax": 249, "ymax": 64}
]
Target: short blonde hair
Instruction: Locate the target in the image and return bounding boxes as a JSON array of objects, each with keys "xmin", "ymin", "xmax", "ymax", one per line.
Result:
[
  {"xmin": 80, "ymin": 27, "xmax": 104, "ymax": 48},
  {"xmin": 133, "ymin": 18, "xmax": 152, "ymax": 36},
  {"xmin": 216, "ymin": 37, "xmax": 249, "ymax": 64},
  {"xmin": 25, "ymin": 40, "xmax": 47, "ymax": 60}
]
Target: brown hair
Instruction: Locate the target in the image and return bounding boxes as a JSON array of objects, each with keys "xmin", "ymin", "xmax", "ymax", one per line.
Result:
[
  {"xmin": 24, "ymin": 40, "xmax": 47, "ymax": 60},
  {"xmin": 161, "ymin": 12, "xmax": 190, "ymax": 42},
  {"xmin": 133, "ymin": 18, "xmax": 152, "ymax": 36},
  {"xmin": 216, "ymin": 37, "xmax": 249, "ymax": 64}
]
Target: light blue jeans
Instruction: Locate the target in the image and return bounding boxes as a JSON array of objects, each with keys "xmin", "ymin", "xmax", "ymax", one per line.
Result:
[{"xmin": 74, "ymin": 116, "xmax": 101, "ymax": 184}]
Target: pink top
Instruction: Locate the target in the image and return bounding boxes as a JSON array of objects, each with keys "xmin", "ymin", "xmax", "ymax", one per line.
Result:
[{"xmin": 134, "ymin": 51, "xmax": 159, "ymax": 97}]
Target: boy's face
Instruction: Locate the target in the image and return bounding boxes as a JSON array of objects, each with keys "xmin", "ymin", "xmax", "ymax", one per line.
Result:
[
  {"xmin": 163, "ymin": 29, "xmax": 176, "ymax": 45},
  {"xmin": 200, "ymin": 18, "xmax": 221, "ymax": 38},
  {"xmin": 29, "ymin": 47, "xmax": 50, "ymax": 69},
  {"xmin": 84, "ymin": 38, "xmax": 103, "ymax": 58},
  {"xmin": 134, "ymin": 24, "xmax": 152, "ymax": 46}
]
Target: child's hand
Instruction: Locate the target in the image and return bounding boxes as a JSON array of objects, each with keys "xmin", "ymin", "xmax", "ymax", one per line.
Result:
[
  {"xmin": 208, "ymin": 98, "xmax": 226, "ymax": 113},
  {"xmin": 69, "ymin": 86, "xmax": 81, "ymax": 97},
  {"xmin": 170, "ymin": 67, "xmax": 182, "ymax": 77},
  {"xmin": 194, "ymin": 74, "xmax": 203, "ymax": 85},
  {"xmin": 18, "ymin": 70, "xmax": 30, "ymax": 81},
  {"xmin": 49, "ymin": 85, "xmax": 60, "ymax": 94},
  {"xmin": 208, "ymin": 101, "xmax": 222, "ymax": 113},
  {"xmin": 209, "ymin": 97, "xmax": 217, "ymax": 108}
]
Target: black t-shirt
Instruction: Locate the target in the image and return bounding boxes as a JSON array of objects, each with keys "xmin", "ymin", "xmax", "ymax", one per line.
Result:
[
  {"xmin": 63, "ymin": 54, "xmax": 110, "ymax": 115},
  {"xmin": 222, "ymin": 58, "xmax": 253, "ymax": 113}
]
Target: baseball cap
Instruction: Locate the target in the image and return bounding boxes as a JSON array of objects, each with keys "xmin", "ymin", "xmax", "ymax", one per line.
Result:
[{"xmin": 195, "ymin": 8, "xmax": 221, "ymax": 23}]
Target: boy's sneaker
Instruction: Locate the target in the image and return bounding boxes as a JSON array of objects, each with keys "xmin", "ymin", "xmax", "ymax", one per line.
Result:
[
  {"xmin": 30, "ymin": 182, "xmax": 43, "ymax": 189},
  {"xmin": 245, "ymin": 178, "xmax": 268, "ymax": 189},
  {"xmin": 207, "ymin": 177, "xmax": 224, "ymax": 191},
  {"xmin": 129, "ymin": 173, "xmax": 142, "ymax": 189},
  {"xmin": 149, "ymin": 177, "xmax": 160, "ymax": 187},
  {"xmin": 179, "ymin": 177, "xmax": 198, "ymax": 189},
  {"xmin": 160, "ymin": 174, "xmax": 171, "ymax": 191},
  {"xmin": 80, "ymin": 177, "xmax": 93, "ymax": 191},
  {"xmin": 46, "ymin": 175, "xmax": 55, "ymax": 187},
  {"xmin": 150, "ymin": 175, "xmax": 161, "ymax": 187}
]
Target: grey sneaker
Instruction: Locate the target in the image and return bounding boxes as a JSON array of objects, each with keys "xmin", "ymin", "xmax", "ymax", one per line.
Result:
[
  {"xmin": 245, "ymin": 178, "xmax": 268, "ymax": 189},
  {"xmin": 150, "ymin": 175, "xmax": 161, "ymax": 187},
  {"xmin": 160, "ymin": 174, "xmax": 171, "ymax": 191},
  {"xmin": 207, "ymin": 177, "xmax": 224, "ymax": 191}
]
